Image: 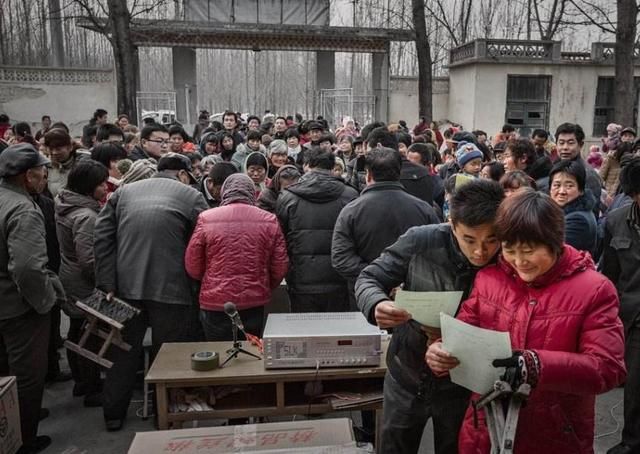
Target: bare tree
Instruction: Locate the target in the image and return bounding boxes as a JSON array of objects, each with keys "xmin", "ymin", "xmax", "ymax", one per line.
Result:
[
  {"xmin": 533, "ymin": 0, "xmax": 569, "ymax": 39},
  {"xmin": 412, "ymin": 0, "xmax": 433, "ymax": 119}
]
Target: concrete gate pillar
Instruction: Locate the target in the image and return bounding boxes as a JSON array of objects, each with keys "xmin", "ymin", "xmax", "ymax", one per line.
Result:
[
  {"xmin": 172, "ymin": 47, "xmax": 197, "ymax": 126},
  {"xmin": 372, "ymin": 50, "xmax": 390, "ymax": 122}
]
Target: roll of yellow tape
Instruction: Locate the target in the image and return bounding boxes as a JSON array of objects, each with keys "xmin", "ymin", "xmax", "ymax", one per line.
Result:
[{"xmin": 191, "ymin": 351, "xmax": 220, "ymax": 371}]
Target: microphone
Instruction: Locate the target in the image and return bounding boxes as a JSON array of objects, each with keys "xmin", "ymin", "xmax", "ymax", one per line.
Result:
[{"xmin": 223, "ymin": 302, "xmax": 244, "ymax": 331}]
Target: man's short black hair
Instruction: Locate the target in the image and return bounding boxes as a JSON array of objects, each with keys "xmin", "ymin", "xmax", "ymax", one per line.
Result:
[
  {"xmin": 396, "ymin": 131, "xmax": 412, "ymax": 148},
  {"xmin": 531, "ymin": 129, "xmax": 548, "ymax": 140},
  {"xmin": 472, "ymin": 130, "xmax": 487, "ymax": 138},
  {"xmin": 42, "ymin": 115, "xmax": 51, "ymax": 122},
  {"xmin": 96, "ymin": 123, "xmax": 124, "ymax": 142},
  {"xmin": 209, "ymin": 162, "xmax": 238, "ymax": 186},
  {"xmin": 0, "ymin": 114, "xmax": 9, "ymax": 123},
  {"xmin": 449, "ymin": 179, "xmax": 505, "ymax": 227},
  {"xmin": 360, "ymin": 121, "xmax": 386, "ymax": 141},
  {"xmin": 246, "ymin": 130, "xmax": 262, "ymax": 142},
  {"xmin": 66, "ymin": 160, "xmax": 109, "ymax": 196},
  {"xmin": 319, "ymin": 133, "xmax": 336, "ymax": 145},
  {"xmin": 407, "ymin": 143, "xmax": 433, "ymax": 165},
  {"xmin": 91, "ymin": 143, "xmax": 128, "ymax": 168},
  {"xmin": 620, "ymin": 157, "xmax": 640, "ymax": 196},
  {"xmin": 276, "ymin": 116, "xmax": 287, "ymax": 123},
  {"xmin": 168, "ymin": 125, "xmax": 188, "ymax": 141},
  {"xmin": 549, "ymin": 159, "xmax": 587, "ymax": 192},
  {"xmin": 92, "ymin": 109, "xmax": 108, "ymax": 120},
  {"xmin": 555, "ymin": 122, "xmax": 585, "ymax": 145},
  {"xmin": 223, "ymin": 110, "xmax": 238, "ymax": 124},
  {"xmin": 502, "ymin": 124, "xmax": 515, "ymax": 133},
  {"xmin": 247, "ymin": 115, "xmax": 261, "ymax": 125},
  {"xmin": 304, "ymin": 146, "xmax": 335, "ymax": 170},
  {"xmin": 141, "ymin": 123, "xmax": 169, "ymax": 140},
  {"xmin": 188, "ymin": 152, "xmax": 203, "ymax": 164},
  {"xmin": 365, "ymin": 147, "xmax": 402, "ymax": 182},
  {"xmin": 284, "ymin": 127, "xmax": 300, "ymax": 140},
  {"xmin": 367, "ymin": 127, "xmax": 398, "ymax": 151}
]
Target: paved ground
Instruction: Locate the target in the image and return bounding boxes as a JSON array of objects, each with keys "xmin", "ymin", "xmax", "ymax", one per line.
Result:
[{"xmin": 38, "ymin": 352, "xmax": 623, "ymax": 454}]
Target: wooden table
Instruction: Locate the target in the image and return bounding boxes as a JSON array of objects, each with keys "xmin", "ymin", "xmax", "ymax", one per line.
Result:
[{"xmin": 146, "ymin": 340, "xmax": 388, "ymax": 430}]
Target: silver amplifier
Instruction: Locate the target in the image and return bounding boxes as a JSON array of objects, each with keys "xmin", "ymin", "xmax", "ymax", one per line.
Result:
[{"xmin": 263, "ymin": 312, "xmax": 382, "ymax": 369}]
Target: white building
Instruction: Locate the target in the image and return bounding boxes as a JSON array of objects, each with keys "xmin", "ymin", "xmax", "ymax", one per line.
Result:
[{"xmin": 390, "ymin": 39, "xmax": 640, "ymax": 143}]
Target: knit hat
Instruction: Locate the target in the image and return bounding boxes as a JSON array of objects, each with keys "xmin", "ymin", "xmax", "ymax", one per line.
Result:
[
  {"xmin": 120, "ymin": 159, "xmax": 157, "ymax": 185},
  {"xmin": 116, "ymin": 158, "xmax": 133, "ymax": 176},
  {"xmin": 456, "ymin": 141, "xmax": 483, "ymax": 168},
  {"xmin": 587, "ymin": 150, "xmax": 603, "ymax": 169}
]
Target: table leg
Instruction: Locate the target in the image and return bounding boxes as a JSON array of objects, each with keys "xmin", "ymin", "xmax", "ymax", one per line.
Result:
[
  {"xmin": 375, "ymin": 408, "xmax": 382, "ymax": 453},
  {"xmin": 156, "ymin": 383, "xmax": 169, "ymax": 430}
]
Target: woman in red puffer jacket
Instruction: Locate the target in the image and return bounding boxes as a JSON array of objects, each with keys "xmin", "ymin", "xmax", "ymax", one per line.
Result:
[
  {"xmin": 185, "ymin": 173, "xmax": 289, "ymax": 341},
  {"xmin": 426, "ymin": 189, "xmax": 625, "ymax": 454}
]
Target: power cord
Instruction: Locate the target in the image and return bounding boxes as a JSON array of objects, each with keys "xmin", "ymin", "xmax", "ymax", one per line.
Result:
[
  {"xmin": 594, "ymin": 399, "xmax": 623, "ymax": 439},
  {"xmin": 306, "ymin": 360, "xmax": 321, "ymax": 419}
]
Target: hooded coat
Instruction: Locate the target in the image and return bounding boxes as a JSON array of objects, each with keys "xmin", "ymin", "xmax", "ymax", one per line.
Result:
[
  {"xmin": 456, "ymin": 246, "xmax": 625, "ymax": 454},
  {"xmin": 185, "ymin": 174, "xmax": 288, "ymax": 311},
  {"xmin": 276, "ymin": 170, "xmax": 358, "ymax": 293},
  {"xmin": 55, "ymin": 189, "xmax": 101, "ymax": 302},
  {"xmin": 563, "ymin": 190, "xmax": 598, "ymax": 256}
]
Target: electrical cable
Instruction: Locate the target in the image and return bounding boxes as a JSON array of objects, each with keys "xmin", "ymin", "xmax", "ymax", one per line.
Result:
[{"xmin": 306, "ymin": 359, "xmax": 321, "ymax": 419}]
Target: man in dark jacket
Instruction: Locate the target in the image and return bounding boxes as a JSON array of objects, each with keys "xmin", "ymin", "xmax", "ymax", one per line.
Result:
[
  {"xmin": 94, "ymin": 153, "xmax": 209, "ymax": 431},
  {"xmin": 0, "ymin": 144, "xmax": 64, "ymax": 454},
  {"xmin": 355, "ymin": 179, "xmax": 504, "ymax": 454},
  {"xmin": 602, "ymin": 158, "xmax": 640, "ymax": 454},
  {"xmin": 332, "ymin": 147, "xmax": 439, "ymax": 309},
  {"xmin": 198, "ymin": 162, "xmax": 238, "ymax": 208},
  {"xmin": 276, "ymin": 147, "xmax": 358, "ymax": 312},
  {"xmin": 128, "ymin": 123, "xmax": 170, "ymax": 161}
]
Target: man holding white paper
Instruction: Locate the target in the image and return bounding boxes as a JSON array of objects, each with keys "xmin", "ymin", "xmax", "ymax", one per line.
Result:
[{"xmin": 356, "ymin": 179, "xmax": 504, "ymax": 454}]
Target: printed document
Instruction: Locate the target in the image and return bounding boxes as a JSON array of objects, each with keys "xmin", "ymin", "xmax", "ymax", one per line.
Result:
[
  {"xmin": 440, "ymin": 313, "xmax": 512, "ymax": 394},
  {"xmin": 394, "ymin": 290, "xmax": 463, "ymax": 327}
]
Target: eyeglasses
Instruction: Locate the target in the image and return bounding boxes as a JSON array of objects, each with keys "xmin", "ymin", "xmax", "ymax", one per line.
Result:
[{"xmin": 146, "ymin": 138, "xmax": 170, "ymax": 146}]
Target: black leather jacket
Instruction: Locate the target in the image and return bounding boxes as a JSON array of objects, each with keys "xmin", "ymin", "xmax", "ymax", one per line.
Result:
[{"xmin": 356, "ymin": 223, "xmax": 484, "ymax": 396}]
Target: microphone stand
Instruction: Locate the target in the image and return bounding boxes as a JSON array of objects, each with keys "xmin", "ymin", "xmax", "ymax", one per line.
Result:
[{"xmin": 221, "ymin": 317, "xmax": 261, "ymax": 367}]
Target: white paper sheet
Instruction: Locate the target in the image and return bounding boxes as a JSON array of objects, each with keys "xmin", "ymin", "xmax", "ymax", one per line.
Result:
[
  {"xmin": 440, "ymin": 313, "xmax": 512, "ymax": 394},
  {"xmin": 394, "ymin": 290, "xmax": 463, "ymax": 328}
]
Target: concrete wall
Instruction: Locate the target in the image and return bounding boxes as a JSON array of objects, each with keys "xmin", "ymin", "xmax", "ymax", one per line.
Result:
[
  {"xmin": 389, "ymin": 76, "xmax": 449, "ymax": 126},
  {"xmin": 0, "ymin": 66, "xmax": 117, "ymax": 137},
  {"xmin": 448, "ymin": 62, "xmax": 640, "ymax": 141}
]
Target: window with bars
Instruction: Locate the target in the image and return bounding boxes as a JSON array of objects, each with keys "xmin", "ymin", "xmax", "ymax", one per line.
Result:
[
  {"xmin": 505, "ymin": 76, "xmax": 551, "ymax": 137},
  {"xmin": 593, "ymin": 77, "xmax": 640, "ymax": 137}
]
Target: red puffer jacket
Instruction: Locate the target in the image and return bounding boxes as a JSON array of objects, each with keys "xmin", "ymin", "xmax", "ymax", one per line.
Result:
[
  {"xmin": 185, "ymin": 203, "xmax": 289, "ymax": 311},
  {"xmin": 456, "ymin": 245, "xmax": 625, "ymax": 454}
]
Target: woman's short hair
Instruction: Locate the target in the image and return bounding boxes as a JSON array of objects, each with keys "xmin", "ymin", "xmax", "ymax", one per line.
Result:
[
  {"xmin": 500, "ymin": 170, "xmax": 536, "ymax": 191},
  {"xmin": 496, "ymin": 189, "xmax": 565, "ymax": 255},
  {"xmin": 269, "ymin": 139, "xmax": 288, "ymax": 156},
  {"xmin": 549, "ymin": 159, "xmax": 586, "ymax": 192},
  {"xmin": 482, "ymin": 161, "xmax": 505, "ymax": 182},
  {"xmin": 505, "ymin": 138, "xmax": 536, "ymax": 166},
  {"xmin": 91, "ymin": 143, "xmax": 128, "ymax": 168},
  {"xmin": 66, "ymin": 160, "xmax": 109, "ymax": 196}
]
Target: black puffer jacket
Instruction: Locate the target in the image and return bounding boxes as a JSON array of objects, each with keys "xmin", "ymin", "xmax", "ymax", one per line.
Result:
[
  {"xmin": 276, "ymin": 170, "xmax": 358, "ymax": 293},
  {"xmin": 356, "ymin": 223, "xmax": 484, "ymax": 396},
  {"xmin": 400, "ymin": 158, "xmax": 444, "ymax": 208}
]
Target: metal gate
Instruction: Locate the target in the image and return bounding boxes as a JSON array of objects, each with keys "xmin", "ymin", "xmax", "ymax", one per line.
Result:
[
  {"xmin": 136, "ymin": 91, "xmax": 177, "ymax": 126},
  {"xmin": 317, "ymin": 88, "xmax": 376, "ymax": 130}
]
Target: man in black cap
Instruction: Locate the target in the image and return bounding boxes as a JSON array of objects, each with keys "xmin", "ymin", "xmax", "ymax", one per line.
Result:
[
  {"xmin": 94, "ymin": 151, "xmax": 209, "ymax": 431},
  {"xmin": 0, "ymin": 143, "xmax": 65, "ymax": 454}
]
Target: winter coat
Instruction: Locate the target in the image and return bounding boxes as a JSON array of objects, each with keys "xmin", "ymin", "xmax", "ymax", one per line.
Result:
[
  {"xmin": 55, "ymin": 189, "xmax": 101, "ymax": 301},
  {"xmin": 276, "ymin": 170, "xmax": 358, "ymax": 294},
  {"xmin": 563, "ymin": 191, "xmax": 598, "ymax": 256},
  {"xmin": 0, "ymin": 180, "xmax": 62, "ymax": 320},
  {"xmin": 400, "ymin": 158, "xmax": 444, "ymax": 208},
  {"xmin": 33, "ymin": 193, "xmax": 60, "ymax": 273},
  {"xmin": 257, "ymin": 165, "xmax": 298, "ymax": 213},
  {"xmin": 185, "ymin": 203, "xmax": 289, "ymax": 312},
  {"xmin": 94, "ymin": 173, "xmax": 209, "ymax": 305},
  {"xmin": 356, "ymin": 223, "xmax": 482, "ymax": 396},
  {"xmin": 456, "ymin": 246, "xmax": 626, "ymax": 454},
  {"xmin": 198, "ymin": 176, "xmax": 220, "ymax": 208},
  {"xmin": 346, "ymin": 156, "xmax": 366, "ymax": 192},
  {"xmin": 599, "ymin": 154, "xmax": 622, "ymax": 197},
  {"xmin": 332, "ymin": 181, "xmax": 439, "ymax": 297},
  {"xmin": 601, "ymin": 202, "xmax": 640, "ymax": 330}
]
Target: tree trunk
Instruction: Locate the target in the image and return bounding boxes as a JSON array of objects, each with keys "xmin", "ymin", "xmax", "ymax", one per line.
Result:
[
  {"xmin": 48, "ymin": 0, "xmax": 65, "ymax": 66},
  {"xmin": 107, "ymin": 0, "xmax": 138, "ymax": 121},
  {"xmin": 614, "ymin": 0, "xmax": 637, "ymax": 127},
  {"xmin": 412, "ymin": 0, "xmax": 432, "ymax": 119}
]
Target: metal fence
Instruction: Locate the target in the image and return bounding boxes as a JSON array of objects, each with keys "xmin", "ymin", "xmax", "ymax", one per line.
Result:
[
  {"xmin": 316, "ymin": 88, "xmax": 376, "ymax": 129},
  {"xmin": 136, "ymin": 91, "xmax": 177, "ymax": 126}
]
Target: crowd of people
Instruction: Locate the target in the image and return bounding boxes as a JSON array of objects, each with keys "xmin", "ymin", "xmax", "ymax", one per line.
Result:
[{"xmin": 0, "ymin": 107, "xmax": 638, "ymax": 454}]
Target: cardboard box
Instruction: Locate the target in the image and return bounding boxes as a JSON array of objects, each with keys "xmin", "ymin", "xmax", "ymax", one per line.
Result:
[
  {"xmin": 0, "ymin": 377, "xmax": 21, "ymax": 454},
  {"xmin": 128, "ymin": 418, "xmax": 361, "ymax": 453}
]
